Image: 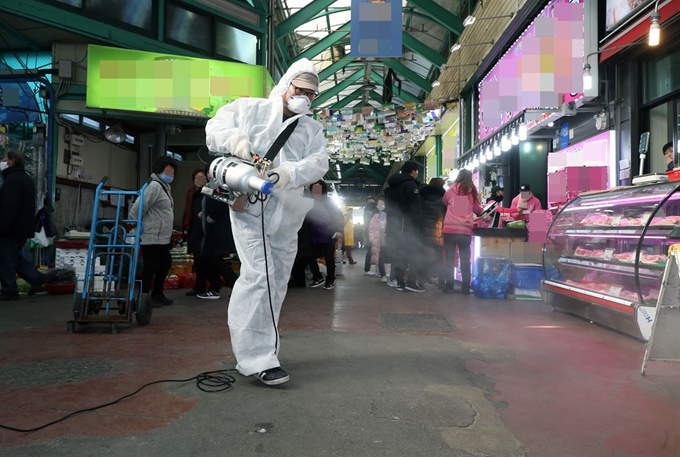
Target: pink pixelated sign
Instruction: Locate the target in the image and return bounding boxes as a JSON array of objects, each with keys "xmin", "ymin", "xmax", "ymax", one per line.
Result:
[{"xmin": 478, "ymin": 0, "xmax": 585, "ymax": 141}]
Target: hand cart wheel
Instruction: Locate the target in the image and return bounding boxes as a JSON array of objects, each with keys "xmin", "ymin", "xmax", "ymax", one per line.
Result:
[
  {"xmin": 135, "ymin": 293, "xmax": 153, "ymax": 326},
  {"xmin": 73, "ymin": 295, "xmax": 83, "ymax": 320}
]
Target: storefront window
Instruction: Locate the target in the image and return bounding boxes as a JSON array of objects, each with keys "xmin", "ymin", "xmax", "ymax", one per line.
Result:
[
  {"xmin": 216, "ymin": 23, "xmax": 257, "ymax": 65},
  {"xmin": 166, "ymin": 3, "xmax": 212, "ymax": 52},
  {"xmin": 643, "ymin": 46, "xmax": 680, "ymax": 104}
]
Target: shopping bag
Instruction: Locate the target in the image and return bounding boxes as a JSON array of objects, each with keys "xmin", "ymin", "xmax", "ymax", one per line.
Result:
[{"xmin": 31, "ymin": 227, "xmax": 49, "ymax": 248}]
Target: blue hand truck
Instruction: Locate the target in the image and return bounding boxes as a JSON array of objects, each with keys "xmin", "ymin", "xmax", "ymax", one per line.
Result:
[{"xmin": 68, "ymin": 177, "xmax": 151, "ymax": 334}]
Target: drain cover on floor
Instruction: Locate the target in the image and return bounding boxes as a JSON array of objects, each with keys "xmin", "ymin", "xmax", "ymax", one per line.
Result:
[
  {"xmin": 0, "ymin": 359, "xmax": 114, "ymax": 387},
  {"xmin": 380, "ymin": 313, "xmax": 458, "ymax": 333}
]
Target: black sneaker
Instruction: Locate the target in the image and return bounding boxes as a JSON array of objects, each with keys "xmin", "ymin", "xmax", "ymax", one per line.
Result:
[
  {"xmin": 310, "ymin": 278, "xmax": 325, "ymax": 288},
  {"xmin": 323, "ymin": 283, "xmax": 335, "ymax": 290},
  {"xmin": 152, "ymin": 295, "xmax": 173, "ymax": 307},
  {"xmin": 197, "ymin": 291, "xmax": 220, "ymax": 300},
  {"xmin": 405, "ymin": 283, "xmax": 425, "ymax": 293},
  {"xmin": 396, "ymin": 284, "xmax": 405, "ymax": 292},
  {"xmin": 256, "ymin": 367, "xmax": 290, "ymax": 386},
  {"xmin": 185, "ymin": 289, "xmax": 203, "ymax": 297}
]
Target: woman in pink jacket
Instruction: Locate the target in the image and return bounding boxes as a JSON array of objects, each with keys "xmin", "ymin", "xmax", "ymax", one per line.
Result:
[{"xmin": 442, "ymin": 170, "xmax": 483, "ymax": 295}]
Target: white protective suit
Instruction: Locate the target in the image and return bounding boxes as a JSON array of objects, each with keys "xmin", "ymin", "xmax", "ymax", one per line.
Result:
[{"xmin": 205, "ymin": 59, "xmax": 329, "ymax": 376}]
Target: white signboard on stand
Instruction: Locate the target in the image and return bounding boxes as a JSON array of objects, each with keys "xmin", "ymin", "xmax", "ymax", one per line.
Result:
[{"xmin": 641, "ymin": 251, "xmax": 680, "ymax": 375}]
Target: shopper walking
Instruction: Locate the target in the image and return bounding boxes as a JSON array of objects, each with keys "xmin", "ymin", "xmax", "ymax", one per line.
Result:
[
  {"xmin": 420, "ymin": 178, "xmax": 447, "ymax": 287},
  {"xmin": 363, "ymin": 196, "xmax": 377, "ymax": 275},
  {"xmin": 442, "ymin": 169, "xmax": 483, "ymax": 295},
  {"xmin": 368, "ymin": 197, "xmax": 388, "ymax": 281},
  {"xmin": 342, "ymin": 207, "xmax": 356, "ymax": 264},
  {"xmin": 306, "ymin": 180, "xmax": 344, "ymax": 290},
  {"xmin": 130, "ymin": 156, "xmax": 178, "ymax": 307}
]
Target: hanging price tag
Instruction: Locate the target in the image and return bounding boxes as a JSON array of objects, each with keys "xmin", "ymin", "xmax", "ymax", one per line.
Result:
[
  {"xmin": 609, "ymin": 285, "xmax": 622, "ymax": 297},
  {"xmin": 603, "ymin": 248, "xmax": 615, "ymax": 261},
  {"xmin": 611, "ymin": 215, "xmax": 622, "ymax": 226}
]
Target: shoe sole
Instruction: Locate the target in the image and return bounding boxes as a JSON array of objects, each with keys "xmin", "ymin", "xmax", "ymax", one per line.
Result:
[
  {"xmin": 258, "ymin": 374, "xmax": 290, "ymax": 386},
  {"xmin": 198, "ymin": 295, "xmax": 220, "ymax": 300},
  {"xmin": 405, "ymin": 287, "xmax": 425, "ymax": 293},
  {"xmin": 310, "ymin": 282, "xmax": 325, "ymax": 288}
]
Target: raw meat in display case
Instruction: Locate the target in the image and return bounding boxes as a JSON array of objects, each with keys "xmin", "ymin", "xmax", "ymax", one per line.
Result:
[{"xmin": 541, "ymin": 182, "xmax": 680, "ymax": 340}]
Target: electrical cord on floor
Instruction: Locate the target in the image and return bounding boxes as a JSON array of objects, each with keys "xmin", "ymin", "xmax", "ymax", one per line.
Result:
[
  {"xmin": 261, "ymin": 198, "xmax": 279, "ymax": 353},
  {"xmin": 0, "ymin": 369, "xmax": 237, "ymax": 433}
]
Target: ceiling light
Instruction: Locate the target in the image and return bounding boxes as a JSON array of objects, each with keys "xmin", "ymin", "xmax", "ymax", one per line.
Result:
[
  {"xmin": 450, "ymin": 43, "xmax": 462, "ymax": 52},
  {"xmin": 518, "ymin": 123, "xmax": 527, "ymax": 141},
  {"xmin": 432, "ymin": 80, "xmax": 441, "ymax": 87},
  {"xmin": 494, "ymin": 142, "xmax": 501, "ymax": 156},
  {"xmin": 501, "ymin": 134, "xmax": 511, "ymax": 152},
  {"xmin": 649, "ymin": 11, "xmax": 660, "ymax": 46},
  {"xmin": 480, "ymin": 152, "xmax": 486, "ymax": 164},
  {"xmin": 582, "ymin": 63, "xmax": 592, "ymax": 91},
  {"xmin": 548, "ymin": 121, "xmax": 555, "ymax": 127},
  {"xmin": 104, "ymin": 122, "xmax": 126, "ymax": 144},
  {"xmin": 485, "ymin": 147, "xmax": 492, "ymax": 160},
  {"xmin": 463, "ymin": 16, "xmax": 476, "ymax": 26},
  {"xmin": 511, "ymin": 129, "xmax": 519, "ymax": 145}
]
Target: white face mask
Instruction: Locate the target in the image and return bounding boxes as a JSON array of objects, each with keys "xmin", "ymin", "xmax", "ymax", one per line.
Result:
[
  {"xmin": 520, "ymin": 192, "xmax": 531, "ymax": 201},
  {"xmin": 377, "ymin": 204, "xmax": 385, "ymax": 211},
  {"xmin": 286, "ymin": 88, "xmax": 311, "ymax": 114},
  {"xmin": 0, "ymin": 161, "xmax": 8, "ymax": 172}
]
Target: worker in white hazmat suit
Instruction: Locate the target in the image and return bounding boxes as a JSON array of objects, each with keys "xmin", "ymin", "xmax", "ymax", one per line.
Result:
[{"xmin": 205, "ymin": 58, "xmax": 328, "ymax": 386}]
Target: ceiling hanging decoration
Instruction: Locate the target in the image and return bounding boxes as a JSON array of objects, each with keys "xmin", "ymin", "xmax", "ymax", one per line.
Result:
[{"xmin": 316, "ymin": 102, "xmax": 443, "ymax": 165}]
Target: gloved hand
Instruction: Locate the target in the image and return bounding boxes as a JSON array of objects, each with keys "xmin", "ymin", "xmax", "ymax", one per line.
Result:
[
  {"xmin": 232, "ymin": 136, "xmax": 254, "ymax": 161},
  {"xmin": 269, "ymin": 167, "xmax": 290, "ymax": 190}
]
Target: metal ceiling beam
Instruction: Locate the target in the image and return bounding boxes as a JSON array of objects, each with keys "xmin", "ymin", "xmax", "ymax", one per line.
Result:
[
  {"xmin": 275, "ymin": 0, "xmax": 337, "ymax": 38},
  {"xmin": 329, "ymin": 88, "xmax": 364, "ymax": 110},
  {"xmin": 312, "ymin": 68, "xmax": 365, "ymax": 108},
  {"xmin": 292, "ymin": 21, "xmax": 351, "ymax": 63},
  {"xmin": 318, "ymin": 55, "xmax": 355, "ymax": 82},
  {"xmin": 402, "ymin": 32, "xmax": 446, "ymax": 68},
  {"xmin": 370, "ymin": 71, "xmax": 420, "ymax": 103},
  {"xmin": 405, "ymin": 0, "xmax": 464, "ymax": 35},
  {"xmin": 380, "ymin": 60, "xmax": 432, "ymax": 93}
]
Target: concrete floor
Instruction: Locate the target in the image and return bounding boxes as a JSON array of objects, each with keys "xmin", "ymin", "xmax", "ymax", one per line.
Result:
[{"xmin": 1, "ymin": 256, "xmax": 680, "ymax": 456}]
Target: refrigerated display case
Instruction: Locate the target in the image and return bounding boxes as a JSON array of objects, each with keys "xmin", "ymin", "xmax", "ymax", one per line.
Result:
[{"xmin": 541, "ymin": 182, "xmax": 680, "ymax": 340}]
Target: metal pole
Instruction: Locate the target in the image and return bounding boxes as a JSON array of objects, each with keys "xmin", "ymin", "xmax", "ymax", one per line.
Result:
[{"xmin": 267, "ymin": 0, "xmax": 276, "ymax": 75}]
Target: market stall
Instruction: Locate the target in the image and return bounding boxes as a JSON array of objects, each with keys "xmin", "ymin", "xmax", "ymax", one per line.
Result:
[{"xmin": 541, "ymin": 182, "xmax": 680, "ymax": 340}]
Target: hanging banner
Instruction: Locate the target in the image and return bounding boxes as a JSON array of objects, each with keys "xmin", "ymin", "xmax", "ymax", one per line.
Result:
[{"xmin": 350, "ymin": 0, "xmax": 402, "ymax": 58}]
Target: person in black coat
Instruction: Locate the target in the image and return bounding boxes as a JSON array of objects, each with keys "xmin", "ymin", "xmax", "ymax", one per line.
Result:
[
  {"xmin": 289, "ymin": 217, "xmax": 314, "ymax": 288},
  {"xmin": 0, "ymin": 150, "xmax": 45, "ymax": 301},
  {"xmin": 194, "ymin": 182, "xmax": 239, "ymax": 300},
  {"xmin": 419, "ymin": 178, "xmax": 447, "ymax": 288},
  {"xmin": 385, "ymin": 161, "xmax": 425, "ymax": 292}
]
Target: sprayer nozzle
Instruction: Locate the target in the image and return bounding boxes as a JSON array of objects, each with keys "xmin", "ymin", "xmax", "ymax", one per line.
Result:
[{"xmin": 260, "ymin": 181, "xmax": 274, "ymax": 195}]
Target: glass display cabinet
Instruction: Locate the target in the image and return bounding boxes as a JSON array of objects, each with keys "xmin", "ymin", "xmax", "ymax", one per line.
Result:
[{"xmin": 541, "ymin": 182, "xmax": 680, "ymax": 340}]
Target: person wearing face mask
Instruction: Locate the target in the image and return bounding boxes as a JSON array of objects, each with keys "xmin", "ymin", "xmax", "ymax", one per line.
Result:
[
  {"xmin": 0, "ymin": 150, "xmax": 46, "ymax": 302},
  {"xmin": 129, "ymin": 156, "xmax": 178, "ymax": 308},
  {"xmin": 486, "ymin": 185, "xmax": 504, "ymax": 228},
  {"xmin": 663, "ymin": 142, "xmax": 676, "ymax": 172},
  {"xmin": 205, "ymin": 59, "xmax": 328, "ymax": 386}
]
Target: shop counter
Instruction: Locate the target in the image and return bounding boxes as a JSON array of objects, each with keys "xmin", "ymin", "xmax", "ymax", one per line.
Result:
[{"xmin": 472, "ymin": 227, "xmax": 542, "ymax": 265}]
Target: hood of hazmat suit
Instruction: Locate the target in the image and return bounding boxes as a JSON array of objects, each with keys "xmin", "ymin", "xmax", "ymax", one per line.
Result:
[{"xmin": 205, "ymin": 59, "xmax": 329, "ymax": 377}]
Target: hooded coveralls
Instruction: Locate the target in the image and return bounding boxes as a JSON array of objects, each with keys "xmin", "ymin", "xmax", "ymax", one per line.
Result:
[{"xmin": 205, "ymin": 59, "xmax": 328, "ymax": 376}]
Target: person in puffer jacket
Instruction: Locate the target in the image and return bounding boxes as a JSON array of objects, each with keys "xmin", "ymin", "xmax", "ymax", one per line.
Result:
[
  {"xmin": 129, "ymin": 156, "xmax": 178, "ymax": 307},
  {"xmin": 442, "ymin": 169, "xmax": 483, "ymax": 295},
  {"xmin": 419, "ymin": 178, "xmax": 447, "ymax": 288}
]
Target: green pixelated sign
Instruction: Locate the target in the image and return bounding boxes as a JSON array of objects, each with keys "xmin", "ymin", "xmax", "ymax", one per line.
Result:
[{"xmin": 86, "ymin": 45, "xmax": 274, "ymax": 118}]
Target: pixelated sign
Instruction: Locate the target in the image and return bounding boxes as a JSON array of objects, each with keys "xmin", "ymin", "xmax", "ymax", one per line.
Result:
[
  {"xmin": 350, "ymin": 0, "xmax": 403, "ymax": 58},
  {"xmin": 478, "ymin": 0, "xmax": 585, "ymax": 141},
  {"xmin": 86, "ymin": 45, "xmax": 274, "ymax": 118}
]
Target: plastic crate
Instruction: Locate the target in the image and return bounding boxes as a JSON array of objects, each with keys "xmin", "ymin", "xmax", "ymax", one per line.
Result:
[
  {"xmin": 666, "ymin": 170, "xmax": 680, "ymax": 182},
  {"xmin": 512, "ymin": 264, "xmax": 560, "ymax": 290}
]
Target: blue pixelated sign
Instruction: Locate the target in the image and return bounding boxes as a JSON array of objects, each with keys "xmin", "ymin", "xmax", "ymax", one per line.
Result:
[{"xmin": 350, "ymin": 0, "xmax": 402, "ymax": 58}]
